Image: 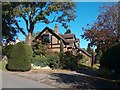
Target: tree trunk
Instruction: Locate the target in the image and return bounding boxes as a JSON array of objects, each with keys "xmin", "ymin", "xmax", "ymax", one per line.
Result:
[{"xmin": 25, "ymin": 32, "xmax": 32, "ymax": 46}]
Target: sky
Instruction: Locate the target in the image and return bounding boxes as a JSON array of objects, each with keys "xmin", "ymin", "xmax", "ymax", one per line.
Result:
[{"xmin": 17, "ymin": 2, "xmax": 103, "ymax": 49}]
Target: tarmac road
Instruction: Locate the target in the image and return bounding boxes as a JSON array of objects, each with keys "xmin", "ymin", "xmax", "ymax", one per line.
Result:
[{"xmin": 1, "ymin": 71, "xmax": 55, "ymax": 88}]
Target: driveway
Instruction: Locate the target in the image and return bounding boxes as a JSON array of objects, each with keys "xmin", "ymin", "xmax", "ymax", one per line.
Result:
[
  {"xmin": 1, "ymin": 71, "xmax": 55, "ymax": 88},
  {"xmin": 7, "ymin": 69, "xmax": 120, "ymax": 89}
]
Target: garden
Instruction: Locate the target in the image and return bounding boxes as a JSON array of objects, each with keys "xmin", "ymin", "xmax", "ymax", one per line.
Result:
[
  {"xmin": 1, "ymin": 41, "xmax": 120, "ymax": 81},
  {"xmin": 1, "ymin": 42, "xmax": 84, "ymax": 71}
]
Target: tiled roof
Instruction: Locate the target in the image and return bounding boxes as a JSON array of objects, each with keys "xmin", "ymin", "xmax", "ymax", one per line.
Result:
[
  {"xmin": 59, "ymin": 34, "xmax": 76, "ymax": 39},
  {"xmin": 34, "ymin": 27, "xmax": 69, "ymax": 45}
]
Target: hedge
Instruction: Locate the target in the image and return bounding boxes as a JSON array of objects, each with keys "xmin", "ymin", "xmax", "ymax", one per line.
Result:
[
  {"xmin": 7, "ymin": 42, "xmax": 33, "ymax": 71},
  {"xmin": 100, "ymin": 42, "xmax": 120, "ymax": 74}
]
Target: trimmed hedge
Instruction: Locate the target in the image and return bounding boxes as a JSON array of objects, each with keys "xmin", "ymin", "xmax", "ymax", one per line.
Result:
[
  {"xmin": 7, "ymin": 42, "xmax": 33, "ymax": 71},
  {"xmin": 2, "ymin": 45, "xmax": 14, "ymax": 58},
  {"xmin": 100, "ymin": 42, "xmax": 120, "ymax": 74}
]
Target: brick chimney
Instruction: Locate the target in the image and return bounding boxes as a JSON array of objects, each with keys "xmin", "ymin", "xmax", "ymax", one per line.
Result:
[{"xmin": 54, "ymin": 24, "xmax": 58, "ymax": 33}]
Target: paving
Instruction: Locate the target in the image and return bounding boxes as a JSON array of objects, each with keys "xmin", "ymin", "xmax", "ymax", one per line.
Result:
[
  {"xmin": 7, "ymin": 69, "xmax": 120, "ymax": 89},
  {"xmin": 1, "ymin": 71, "xmax": 55, "ymax": 88}
]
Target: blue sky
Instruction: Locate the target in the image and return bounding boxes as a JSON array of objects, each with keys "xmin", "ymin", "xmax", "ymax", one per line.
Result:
[{"xmin": 18, "ymin": 2, "xmax": 103, "ymax": 49}]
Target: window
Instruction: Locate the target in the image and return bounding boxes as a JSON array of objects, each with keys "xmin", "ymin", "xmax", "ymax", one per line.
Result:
[{"xmin": 42, "ymin": 34, "xmax": 51, "ymax": 43}]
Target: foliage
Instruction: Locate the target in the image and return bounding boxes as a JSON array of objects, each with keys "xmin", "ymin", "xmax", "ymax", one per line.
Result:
[
  {"xmin": 32, "ymin": 43, "xmax": 60, "ymax": 69},
  {"xmin": 64, "ymin": 29, "xmax": 71, "ymax": 34},
  {"xmin": 82, "ymin": 3, "xmax": 119, "ymax": 52},
  {"xmin": 33, "ymin": 43, "xmax": 47, "ymax": 56},
  {"xmin": 31, "ymin": 55, "xmax": 48, "ymax": 67},
  {"xmin": 79, "ymin": 55, "xmax": 88, "ymax": 65},
  {"xmin": 94, "ymin": 48, "xmax": 102, "ymax": 64},
  {"xmin": 2, "ymin": 2, "xmax": 18, "ymax": 43},
  {"xmin": 62, "ymin": 51, "xmax": 82, "ymax": 70},
  {"xmin": 2, "ymin": 45, "xmax": 14, "ymax": 58},
  {"xmin": 0, "ymin": 60, "xmax": 7, "ymax": 71},
  {"xmin": 46, "ymin": 54, "xmax": 60, "ymax": 69},
  {"xmin": 87, "ymin": 44, "xmax": 94, "ymax": 55},
  {"xmin": 7, "ymin": 42, "xmax": 33, "ymax": 71},
  {"xmin": 60, "ymin": 39, "xmax": 64, "ymax": 53},
  {"xmin": 100, "ymin": 42, "xmax": 120, "ymax": 74},
  {"xmin": 99, "ymin": 68, "xmax": 112, "ymax": 78},
  {"xmin": 31, "ymin": 53, "xmax": 60, "ymax": 69},
  {"xmin": 59, "ymin": 40, "xmax": 64, "ymax": 67},
  {"xmin": 2, "ymin": 2, "xmax": 76, "ymax": 45}
]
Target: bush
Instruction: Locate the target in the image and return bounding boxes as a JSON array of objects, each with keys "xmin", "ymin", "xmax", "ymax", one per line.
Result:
[
  {"xmin": 79, "ymin": 55, "xmax": 88, "ymax": 64},
  {"xmin": 62, "ymin": 51, "xmax": 82, "ymax": 70},
  {"xmin": 2, "ymin": 45, "xmax": 14, "ymax": 58},
  {"xmin": 95, "ymin": 49, "xmax": 102, "ymax": 64},
  {"xmin": 99, "ymin": 68, "xmax": 112, "ymax": 78},
  {"xmin": 31, "ymin": 54, "xmax": 60, "ymax": 69},
  {"xmin": 100, "ymin": 42, "xmax": 120, "ymax": 74},
  {"xmin": 46, "ymin": 54, "xmax": 60, "ymax": 69},
  {"xmin": 33, "ymin": 43, "xmax": 47, "ymax": 56},
  {"xmin": 31, "ymin": 55, "xmax": 48, "ymax": 67},
  {"xmin": 32, "ymin": 42, "xmax": 60, "ymax": 69},
  {"xmin": 7, "ymin": 42, "xmax": 33, "ymax": 71}
]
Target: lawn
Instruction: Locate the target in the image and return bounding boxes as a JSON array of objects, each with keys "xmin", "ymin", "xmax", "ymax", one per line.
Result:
[{"xmin": 0, "ymin": 60, "xmax": 7, "ymax": 71}]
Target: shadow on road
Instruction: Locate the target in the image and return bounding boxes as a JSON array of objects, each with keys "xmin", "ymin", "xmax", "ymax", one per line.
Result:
[{"xmin": 50, "ymin": 70, "xmax": 119, "ymax": 89}]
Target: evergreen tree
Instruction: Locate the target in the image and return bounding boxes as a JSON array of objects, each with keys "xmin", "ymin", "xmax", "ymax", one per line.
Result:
[
  {"xmin": 59, "ymin": 40, "xmax": 64, "ymax": 68},
  {"xmin": 64, "ymin": 29, "xmax": 71, "ymax": 34},
  {"xmin": 95, "ymin": 47, "xmax": 102, "ymax": 64}
]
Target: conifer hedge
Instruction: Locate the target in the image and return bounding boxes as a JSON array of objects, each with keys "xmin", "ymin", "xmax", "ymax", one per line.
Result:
[
  {"xmin": 100, "ymin": 42, "xmax": 120, "ymax": 74},
  {"xmin": 6, "ymin": 42, "xmax": 33, "ymax": 71}
]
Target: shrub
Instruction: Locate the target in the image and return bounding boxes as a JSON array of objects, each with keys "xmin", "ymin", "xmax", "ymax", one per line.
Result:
[
  {"xmin": 79, "ymin": 55, "xmax": 88, "ymax": 64},
  {"xmin": 2, "ymin": 45, "xmax": 14, "ymax": 58},
  {"xmin": 95, "ymin": 49, "xmax": 102, "ymax": 64},
  {"xmin": 46, "ymin": 54, "xmax": 60, "ymax": 69},
  {"xmin": 31, "ymin": 53, "xmax": 60, "ymax": 69},
  {"xmin": 7, "ymin": 42, "xmax": 33, "ymax": 71},
  {"xmin": 33, "ymin": 43, "xmax": 47, "ymax": 56},
  {"xmin": 100, "ymin": 42, "xmax": 120, "ymax": 74},
  {"xmin": 32, "ymin": 42, "xmax": 60, "ymax": 69},
  {"xmin": 62, "ymin": 51, "xmax": 82, "ymax": 70},
  {"xmin": 99, "ymin": 68, "xmax": 112, "ymax": 78},
  {"xmin": 31, "ymin": 55, "xmax": 48, "ymax": 67},
  {"xmin": 59, "ymin": 40, "xmax": 64, "ymax": 67}
]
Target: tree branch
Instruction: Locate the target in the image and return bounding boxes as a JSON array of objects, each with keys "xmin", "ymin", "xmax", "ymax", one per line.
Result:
[
  {"xmin": 15, "ymin": 21, "xmax": 27, "ymax": 36},
  {"xmin": 49, "ymin": 16, "xmax": 56, "ymax": 23},
  {"xmin": 19, "ymin": 6, "xmax": 29, "ymax": 32},
  {"xmin": 20, "ymin": 14, "xmax": 29, "ymax": 31}
]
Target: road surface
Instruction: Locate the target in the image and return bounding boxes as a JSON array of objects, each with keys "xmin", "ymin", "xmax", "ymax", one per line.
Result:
[{"xmin": 1, "ymin": 71, "xmax": 55, "ymax": 88}]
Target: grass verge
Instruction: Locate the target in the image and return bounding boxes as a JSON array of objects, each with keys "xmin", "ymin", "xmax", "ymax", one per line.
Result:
[{"xmin": 0, "ymin": 60, "xmax": 7, "ymax": 71}]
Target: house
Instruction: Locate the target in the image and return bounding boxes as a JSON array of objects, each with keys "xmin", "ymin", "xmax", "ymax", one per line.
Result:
[
  {"xmin": 33, "ymin": 24, "xmax": 92, "ymax": 64},
  {"xmin": 33, "ymin": 24, "xmax": 79, "ymax": 54}
]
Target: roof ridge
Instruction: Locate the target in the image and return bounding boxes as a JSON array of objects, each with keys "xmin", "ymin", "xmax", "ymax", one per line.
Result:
[{"xmin": 34, "ymin": 26, "xmax": 69, "ymax": 45}]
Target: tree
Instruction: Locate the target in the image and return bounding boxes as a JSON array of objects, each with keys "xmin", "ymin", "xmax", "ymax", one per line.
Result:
[
  {"xmin": 87, "ymin": 43, "xmax": 95, "ymax": 67},
  {"xmin": 2, "ymin": 2, "xmax": 19, "ymax": 43},
  {"xmin": 64, "ymin": 29, "xmax": 71, "ymax": 34},
  {"xmin": 59, "ymin": 39, "xmax": 64, "ymax": 68},
  {"xmin": 2, "ymin": 2, "xmax": 76, "ymax": 45},
  {"xmin": 100, "ymin": 42, "xmax": 120, "ymax": 74},
  {"xmin": 81, "ymin": 3, "xmax": 119, "ymax": 52},
  {"xmin": 95, "ymin": 47, "xmax": 102, "ymax": 64},
  {"xmin": 87, "ymin": 43, "xmax": 94, "ymax": 55}
]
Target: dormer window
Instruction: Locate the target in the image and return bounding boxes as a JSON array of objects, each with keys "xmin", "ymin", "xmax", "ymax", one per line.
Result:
[{"xmin": 42, "ymin": 34, "xmax": 51, "ymax": 43}]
